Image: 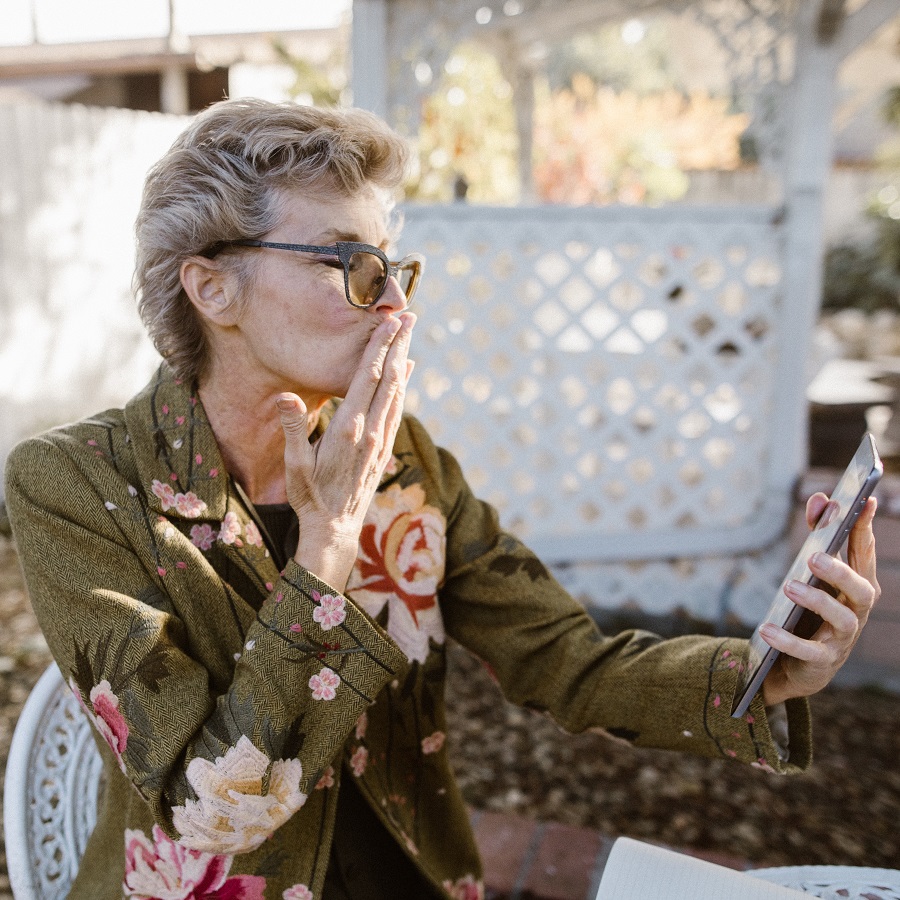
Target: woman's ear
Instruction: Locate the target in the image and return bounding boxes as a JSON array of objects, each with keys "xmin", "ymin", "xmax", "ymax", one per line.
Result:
[{"xmin": 180, "ymin": 256, "xmax": 240, "ymax": 326}]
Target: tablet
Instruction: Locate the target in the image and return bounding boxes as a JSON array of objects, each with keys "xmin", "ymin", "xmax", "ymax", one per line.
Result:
[{"xmin": 730, "ymin": 433, "xmax": 883, "ymax": 718}]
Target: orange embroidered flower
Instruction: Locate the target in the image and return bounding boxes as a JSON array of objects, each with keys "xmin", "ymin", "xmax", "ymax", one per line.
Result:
[{"xmin": 346, "ymin": 484, "xmax": 446, "ymax": 663}]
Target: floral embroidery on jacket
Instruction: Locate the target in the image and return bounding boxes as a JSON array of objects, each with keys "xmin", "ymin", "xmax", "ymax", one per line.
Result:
[
  {"xmin": 308, "ymin": 667, "xmax": 340, "ymax": 701},
  {"xmin": 123, "ymin": 823, "xmax": 266, "ymax": 899},
  {"xmin": 442, "ymin": 874, "xmax": 484, "ymax": 900},
  {"xmin": 69, "ymin": 677, "xmax": 129, "ymax": 773},
  {"xmin": 311, "ymin": 591, "xmax": 346, "ymax": 631},
  {"xmin": 282, "ymin": 886, "xmax": 314, "ymax": 900},
  {"xmin": 346, "ymin": 483, "xmax": 447, "ymax": 663},
  {"xmin": 190, "ymin": 524, "xmax": 218, "ymax": 550},
  {"xmin": 171, "ymin": 736, "xmax": 307, "ymax": 854},
  {"xmin": 350, "ymin": 745, "xmax": 369, "ymax": 777},
  {"xmin": 150, "ymin": 479, "xmax": 208, "ymax": 519},
  {"xmin": 421, "ymin": 731, "xmax": 446, "ymax": 755}
]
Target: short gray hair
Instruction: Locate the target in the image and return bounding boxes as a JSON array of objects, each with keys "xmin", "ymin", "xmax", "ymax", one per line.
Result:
[{"xmin": 134, "ymin": 98, "xmax": 410, "ymax": 382}]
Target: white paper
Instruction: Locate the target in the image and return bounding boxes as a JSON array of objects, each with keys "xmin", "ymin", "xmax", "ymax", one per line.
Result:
[{"xmin": 595, "ymin": 838, "xmax": 808, "ymax": 900}]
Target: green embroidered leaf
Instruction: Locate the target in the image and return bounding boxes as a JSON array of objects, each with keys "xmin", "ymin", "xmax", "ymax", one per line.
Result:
[
  {"xmin": 70, "ymin": 638, "xmax": 96, "ymax": 696},
  {"xmin": 257, "ymin": 849, "xmax": 289, "ymax": 878},
  {"xmin": 133, "ymin": 645, "xmax": 171, "ymax": 693},
  {"xmin": 488, "ymin": 554, "xmax": 550, "ymax": 581}
]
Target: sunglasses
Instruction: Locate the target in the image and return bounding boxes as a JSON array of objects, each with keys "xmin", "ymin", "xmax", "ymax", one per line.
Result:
[{"xmin": 204, "ymin": 239, "xmax": 424, "ymax": 309}]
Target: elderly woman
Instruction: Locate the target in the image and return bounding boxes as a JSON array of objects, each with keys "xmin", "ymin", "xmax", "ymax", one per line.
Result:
[{"xmin": 5, "ymin": 99, "xmax": 880, "ymax": 900}]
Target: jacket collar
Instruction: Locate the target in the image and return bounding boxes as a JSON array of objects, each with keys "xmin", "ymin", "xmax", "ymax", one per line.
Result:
[{"xmin": 125, "ymin": 365, "xmax": 230, "ymax": 522}]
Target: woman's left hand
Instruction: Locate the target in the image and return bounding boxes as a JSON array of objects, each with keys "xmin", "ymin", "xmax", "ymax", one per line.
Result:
[{"xmin": 761, "ymin": 493, "xmax": 880, "ymax": 707}]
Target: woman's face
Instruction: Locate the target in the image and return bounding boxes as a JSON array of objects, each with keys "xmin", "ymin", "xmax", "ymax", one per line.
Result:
[{"xmin": 213, "ymin": 185, "xmax": 408, "ymax": 405}]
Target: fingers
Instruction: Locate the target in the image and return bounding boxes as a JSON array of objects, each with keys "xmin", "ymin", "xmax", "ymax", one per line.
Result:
[
  {"xmin": 848, "ymin": 496, "xmax": 879, "ymax": 587},
  {"xmin": 342, "ymin": 314, "xmax": 406, "ymax": 415},
  {"xmin": 805, "ymin": 492, "xmax": 829, "ymax": 529}
]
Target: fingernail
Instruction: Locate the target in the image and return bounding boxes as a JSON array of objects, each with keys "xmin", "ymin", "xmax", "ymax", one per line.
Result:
[
  {"xmin": 811, "ymin": 552, "xmax": 832, "ymax": 570},
  {"xmin": 275, "ymin": 397, "xmax": 296, "ymax": 413}
]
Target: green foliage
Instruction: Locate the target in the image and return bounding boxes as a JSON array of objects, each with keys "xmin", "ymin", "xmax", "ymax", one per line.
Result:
[
  {"xmin": 822, "ymin": 242, "xmax": 900, "ymax": 314},
  {"xmin": 405, "ymin": 43, "xmax": 520, "ymax": 204},
  {"xmin": 544, "ymin": 19, "xmax": 683, "ymax": 95},
  {"xmin": 272, "ymin": 39, "xmax": 346, "ymax": 107}
]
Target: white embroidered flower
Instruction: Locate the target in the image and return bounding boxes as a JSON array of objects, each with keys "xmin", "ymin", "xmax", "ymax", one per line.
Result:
[
  {"xmin": 171, "ymin": 736, "xmax": 306, "ymax": 854},
  {"xmin": 174, "ymin": 491, "xmax": 207, "ymax": 518},
  {"xmin": 308, "ymin": 668, "xmax": 340, "ymax": 701},
  {"xmin": 151, "ymin": 479, "xmax": 176, "ymax": 511},
  {"xmin": 315, "ymin": 766, "xmax": 335, "ymax": 790},
  {"xmin": 244, "ymin": 520, "xmax": 264, "ymax": 549},
  {"xmin": 350, "ymin": 745, "xmax": 368, "ymax": 777},
  {"xmin": 312, "ymin": 592, "xmax": 346, "ymax": 631},
  {"xmin": 421, "ymin": 731, "xmax": 446, "ymax": 755},
  {"xmin": 218, "ymin": 511, "xmax": 242, "ymax": 545},
  {"xmin": 190, "ymin": 523, "xmax": 218, "ymax": 550},
  {"xmin": 283, "ymin": 885, "xmax": 314, "ymax": 900}
]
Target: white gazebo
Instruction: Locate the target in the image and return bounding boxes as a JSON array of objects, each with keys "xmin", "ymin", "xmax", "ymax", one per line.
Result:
[{"xmin": 349, "ymin": 0, "xmax": 898, "ymax": 626}]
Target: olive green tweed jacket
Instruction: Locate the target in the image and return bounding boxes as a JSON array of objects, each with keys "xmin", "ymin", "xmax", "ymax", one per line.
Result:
[{"xmin": 5, "ymin": 365, "xmax": 811, "ymax": 900}]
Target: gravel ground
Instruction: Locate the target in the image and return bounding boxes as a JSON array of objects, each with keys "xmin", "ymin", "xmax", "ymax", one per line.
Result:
[{"xmin": 1, "ymin": 533, "xmax": 898, "ymax": 898}]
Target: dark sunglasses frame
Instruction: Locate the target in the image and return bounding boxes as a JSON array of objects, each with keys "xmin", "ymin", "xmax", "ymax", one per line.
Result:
[{"xmin": 203, "ymin": 239, "xmax": 423, "ymax": 309}]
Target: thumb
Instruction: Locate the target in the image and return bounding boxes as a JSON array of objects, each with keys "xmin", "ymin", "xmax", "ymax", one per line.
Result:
[{"xmin": 276, "ymin": 393, "xmax": 310, "ymax": 460}]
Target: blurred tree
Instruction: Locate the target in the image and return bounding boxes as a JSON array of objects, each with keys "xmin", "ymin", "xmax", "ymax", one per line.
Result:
[
  {"xmin": 405, "ymin": 43, "xmax": 520, "ymax": 204},
  {"xmin": 272, "ymin": 38, "xmax": 347, "ymax": 107},
  {"xmin": 544, "ymin": 18, "xmax": 684, "ymax": 95},
  {"xmin": 822, "ymin": 83, "xmax": 900, "ymax": 314},
  {"xmin": 532, "ymin": 75, "xmax": 748, "ymax": 205}
]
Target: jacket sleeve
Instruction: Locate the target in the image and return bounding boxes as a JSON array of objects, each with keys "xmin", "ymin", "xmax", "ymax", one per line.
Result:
[
  {"xmin": 4, "ymin": 433, "xmax": 408, "ymax": 854},
  {"xmin": 402, "ymin": 417, "xmax": 812, "ymax": 775}
]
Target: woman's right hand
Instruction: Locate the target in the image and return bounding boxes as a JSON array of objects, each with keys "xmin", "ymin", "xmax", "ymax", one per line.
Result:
[{"xmin": 276, "ymin": 311, "xmax": 415, "ymax": 590}]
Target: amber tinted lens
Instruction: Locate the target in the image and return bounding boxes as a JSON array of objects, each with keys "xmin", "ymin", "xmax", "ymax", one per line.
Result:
[
  {"xmin": 347, "ymin": 251, "xmax": 388, "ymax": 306},
  {"xmin": 395, "ymin": 260, "xmax": 420, "ymax": 301}
]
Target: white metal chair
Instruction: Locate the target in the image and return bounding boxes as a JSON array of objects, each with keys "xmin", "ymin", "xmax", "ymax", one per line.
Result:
[
  {"xmin": 4, "ymin": 663, "xmax": 102, "ymax": 899},
  {"xmin": 751, "ymin": 865, "xmax": 900, "ymax": 900}
]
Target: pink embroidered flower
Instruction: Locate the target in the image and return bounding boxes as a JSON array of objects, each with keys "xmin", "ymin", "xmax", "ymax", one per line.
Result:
[
  {"xmin": 312, "ymin": 592, "xmax": 346, "ymax": 631},
  {"xmin": 123, "ymin": 823, "xmax": 266, "ymax": 899},
  {"xmin": 442, "ymin": 874, "xmax": 483, "ymax": 900},
  {"xmin": 190, "ymin": 524, "xmax": 218, "ymax": 550},
  {"xmin": 70, "ymin": 677, "xmax": 129, "ymax": 773},
  {"xmin": 421, "ymin": 731, "xmax": 446, "ymax": 755},
  {"xmin": 346, "ymin": 484, "xmax": 447, "ymax": 663},
  {"xmin": 89, "ymin": 680, "xmax": 129, "ymax": 771},
  {"xmin": 171, "ymin": 736, "xmax": 306, "ymax": 854},
  {"xmin": 309, "ymin": 668, "xmax": 340, "ymax": 701},
  {"xmin": 151, "ymin": 479, "xmax": 176, "ymax": 511},
  {"xmin": 283, "ymin": 886, "xmax": 314, "ymax": 900},
  {"xmin": 244, "ymin": 521, "xmax": 264, "ymax": 549},
  {"xmin": 355, "ymin": 711, "xmax": 368, "ymax": 741},
  {"xmin": 219, "ymin": 511, "xmax": 242, "ymax": 545},
  {"xmin": 400, "ymin": 830, "xmax": 419, "ymax": 857},
  {"xmin": 174, "ymin": 491, "xmax": 207, "ymax": 518},
  {"xmin": 315, "ymin": 766, "xmax": 335, "ymax": 790},
  {"xmin": 350, "ymin": 745, "xmax": 369, "ymax": 777}
]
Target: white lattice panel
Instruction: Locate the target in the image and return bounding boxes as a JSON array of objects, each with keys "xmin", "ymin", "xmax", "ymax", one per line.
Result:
[{"xmin": 401, "ymin": 204, "xmax": 796, "ymax": 570}]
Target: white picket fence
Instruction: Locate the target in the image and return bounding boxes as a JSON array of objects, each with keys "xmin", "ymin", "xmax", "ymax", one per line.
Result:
[{"xmin": 1, "ymin": 101, "xmax": 818, "ymax": 627}]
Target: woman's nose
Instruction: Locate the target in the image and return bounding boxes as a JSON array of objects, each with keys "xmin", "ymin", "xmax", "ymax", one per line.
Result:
[{"xmin": 372, "ymin": 274, "xmax": 408, "ymax": 313}]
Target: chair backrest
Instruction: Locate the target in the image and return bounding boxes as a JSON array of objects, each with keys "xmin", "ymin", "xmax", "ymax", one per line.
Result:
[{"xmin": 4, "ymin": 663, "xmax": 102, "ymax": 900}]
